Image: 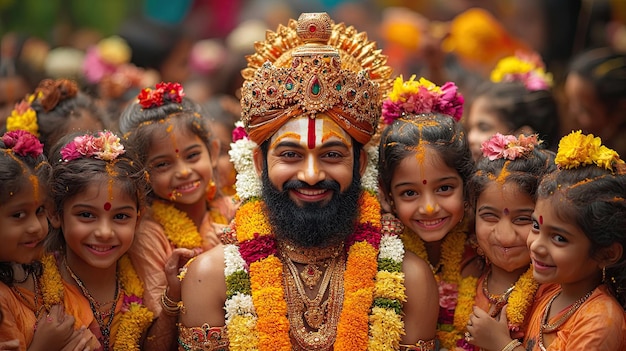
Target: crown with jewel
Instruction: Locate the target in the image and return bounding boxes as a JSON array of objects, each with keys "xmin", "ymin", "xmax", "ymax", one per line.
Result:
[{"xmin": 240, "ymin": 12, "xmax": 392, "ymax": 145}]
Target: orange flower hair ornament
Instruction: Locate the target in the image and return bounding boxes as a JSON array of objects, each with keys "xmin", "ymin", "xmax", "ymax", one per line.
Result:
[
  {"xmin": 481, "ymin": 133, "xmax": 541, "ymax": 161},
  {"xmin": 555, "ymin": 130, "xmax": 625, "ymax": 171},
  {"xmin": 137, "ymin": 82, "xmax": 185, "ymax": 109}
]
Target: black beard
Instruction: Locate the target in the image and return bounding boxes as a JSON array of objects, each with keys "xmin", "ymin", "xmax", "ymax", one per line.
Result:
[{"xmin": 261, "ymin": 168, "xmax": 361, "ymax": 248}]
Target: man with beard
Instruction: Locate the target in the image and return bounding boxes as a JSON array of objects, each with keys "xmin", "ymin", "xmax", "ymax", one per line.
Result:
[{"xmin": 175, "ymin": 12, "xmax": 439, "ymax": 351}]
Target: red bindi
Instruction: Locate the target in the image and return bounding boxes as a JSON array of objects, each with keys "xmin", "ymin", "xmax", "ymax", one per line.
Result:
[
  {"xmin": 503, "ymin": 208, "xmax": 509, "ymax": 215},
  {"xmin": 422, "ymin": 179, "xmax": 427, "ymax": 185},
  {"xmin": 104, "ymin": 202, "xmax": 112, "ymax": 211},
  {"xmin": 539, "ymin": 215, "xmax": 543, "ymax": 225}
]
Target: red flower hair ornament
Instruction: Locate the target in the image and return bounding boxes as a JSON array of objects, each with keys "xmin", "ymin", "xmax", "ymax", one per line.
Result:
[{"xmin": 137, "ymin": 82, "xmax": 185, "ymax": 109}]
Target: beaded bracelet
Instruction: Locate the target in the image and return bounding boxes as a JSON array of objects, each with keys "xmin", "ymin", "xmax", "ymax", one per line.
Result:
[
  {"xmin": 161, "ymin": 288, "xmax": 182, "ymax": 316},
  {"xmin": 501, "ymin": 339, "xmax": 522, "ymax": 351}
]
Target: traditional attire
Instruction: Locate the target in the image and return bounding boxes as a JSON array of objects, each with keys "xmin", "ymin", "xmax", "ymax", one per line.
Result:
[
  {"xmin": 0, "ymin": 284, "xmax": 37, "ymax": 350},
  {"xmin": 524, "ymin": 283, "xmax": 626, "ymax": 351}
]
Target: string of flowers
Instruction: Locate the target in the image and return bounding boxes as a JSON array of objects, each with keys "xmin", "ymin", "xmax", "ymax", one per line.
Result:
[
  {"xmin": 60, "ymin": 130, "xmax": 125, "ymax": 162},
  {"xmin": 481, "ymin": 133, "xmax": 541, "ymax": 161},
  {"xmin": 490, "ymin": 52, "xmax": 553, "ymax": 91},
  {"xmin": 381, "ymin": 75, "xmax": 464, "ymax": 125},
  {"xmin": 6, "ymin": 93, "xmax": 40, "ymax": 137},
  {"xmin": 225, "ymin": 120, "xmax": 405, "ymax": 350},
  {"xmin": 555, "ymin": 130, "xmax": 624, "ymax": 171},
  {"xmin": 40, "ymin": 253, "xmax": 153, "ymax": 351},
  {"xmin": 150, "ymin": 200, "xmax": 203, "ymax": 249},
  {"xmin": 400, "ymin": 222, "xmax": 469, "ymax": 349},
  {"xmin": 137, "ymin": 82, "xmax": 185, "ymax": 109}
]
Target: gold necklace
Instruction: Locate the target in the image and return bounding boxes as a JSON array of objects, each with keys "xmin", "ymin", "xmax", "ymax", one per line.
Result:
[
  {"xmin": 482, "ymin": 270, "xmax": 516, "ymax": 317},
  {"xmin": 65, "ymin": 261, "xmax": 120, "ymax": 351},
  {"xmin": 281, "ymin": 251, "xmax": 345, "ymax": 351},
  {"xmin": 538, "ymin": 287, "xmax": 596, "ymax": 351},
  {"xmin": 280, "ymin": 241, "xmax": 344, "ymax": 289}
]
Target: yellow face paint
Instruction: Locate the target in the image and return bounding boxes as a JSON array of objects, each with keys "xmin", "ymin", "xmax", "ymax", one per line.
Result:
[{"xmin": 269, "ymin": 113, "xmax": 352, "ymax": 150}]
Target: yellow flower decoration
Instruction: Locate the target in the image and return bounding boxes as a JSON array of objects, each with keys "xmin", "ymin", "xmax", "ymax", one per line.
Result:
[
  {"xmin": 151, "ymin": 200, "xmax": 202, "ymax": 249},
  {"xmin": 6, "ymin": 93, "xmax": 40, "ymax": 137},
  {"xmin": 387, "ymin": 75, "xmax": 440, "ymax": 102},
  {"xmin": 555, "ymin": 130, "xmax": 624, "ymax": 171}
]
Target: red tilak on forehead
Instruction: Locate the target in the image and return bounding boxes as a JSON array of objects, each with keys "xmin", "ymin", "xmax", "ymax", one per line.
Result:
[
  {"xmin": 539, "ymin": 215, "xmax": 543, "ymax": 225},
  {"xmin": 503, "ymin": 208, "xmax": 509, "ymax": 215},
  {"xmin": 104, "ymin": 202, "xmax": 111, "ymax": 211},
  {"xmin": 308, "ymin": 117, "xmax": 316, "ymax": 150}
]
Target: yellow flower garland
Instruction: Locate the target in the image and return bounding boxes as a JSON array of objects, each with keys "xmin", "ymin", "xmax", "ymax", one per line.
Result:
[
  {"xmin": 400, "ymin": 222, "xmax": 468, "ymax": 349},
  {"xmin": 151, "ymin": 200, "xmax": 202, "ymax": 249},
  {"xmin": 40, "ymin": 253, "xmax": 153, "ymax": 351}
]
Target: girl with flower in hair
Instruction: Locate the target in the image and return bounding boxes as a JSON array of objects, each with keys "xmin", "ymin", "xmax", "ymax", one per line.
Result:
[
  {"xmin": 465, "ymin": 52, "xmax": 560, "ymax": 161},
  {"xmin": 378, "ymin": 76, "xmax": 480, "ymax": 350},
  {"xmin": 119, "ymin": 82, "xmax": 236, "ymax": 349},
  {"xmin": 467, "ymin": 131, "xmax": 626, "ymax": 351},
  {"xmin": 0, "ymin": 130, "xmax": 97, "ymax": 350},
  {"xmin": 3, "ymin": 79, "xmax": 106, "ymax": 157},
  {"xmin": 43, "ymin": 130, "xmax": 153, "ymax": 351},
  {"xmin": 460, "ymin": 133, "xmax": 556, "ymax": 350}
]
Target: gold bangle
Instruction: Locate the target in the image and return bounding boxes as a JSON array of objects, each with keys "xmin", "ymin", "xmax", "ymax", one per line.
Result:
[
  {"xmin": 161, "ymin": 288, "xmax": 182, "ymax": 316},
  {"xmin": 399, "ymin": 339, "xmax": 436, "ymax": 351},
  {"xmin": 501, "ymin": 339, "xmax": 522, "ymax": 351}
]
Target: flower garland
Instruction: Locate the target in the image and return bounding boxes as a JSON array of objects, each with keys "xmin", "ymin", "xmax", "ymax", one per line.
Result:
[
  {"xmin": 555, "ymin": 130, "xmax": 624, "ymax": 171},
  {"xmin": 6, "ymin": 93, "xmax": 40, "ymax": 137},
  {"xmin": 224, "ymin": 191, "xmax": 406, "ymax": 350},
  {"xmin": 481, "ymin": 133, "xmax": 541, "ymax": 161},
  {"xmin": 381, "ymin": 75, "xmax": 464, "ymax": 125},
  {"xmin": 60, "ymin": 130, "xmax": 125, "ymax": 162},
  {"xmin": 150, "ymin": 200, "xmax": 203, "ymax": 249},
  {"xmin": 40, "ymin": 253, "xmax": 153, "ymax": 351},
  {"xmin": 400, "ymin": 222, "xmax": 470, "ymax": 349},
  {"xmin": 226, "ymin": 121, "xmax": 405, "ymax": 349},
  {"xmin": 490, "ymin": 52, "xmax": 553, "ymax": 91}
]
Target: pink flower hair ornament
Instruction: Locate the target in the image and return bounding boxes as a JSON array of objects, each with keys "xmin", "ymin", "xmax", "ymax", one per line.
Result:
[
  {"xmin": 137, "ymin": 82, "xmax": 185, "ymax": 109},
  {"xmin": 1, "ymin": 130, "xmax": 44, "ymax": 158},
  {"xmin": 60, "ymin": 131, "xmax": 125, "ymax": 162},
  {"xmin": 481, "ymin": 133, "xmax": 541, "ymax": 161},
  {"xmin": 381, "ymin": 75, "xmax": 464, "ymax": 125}
]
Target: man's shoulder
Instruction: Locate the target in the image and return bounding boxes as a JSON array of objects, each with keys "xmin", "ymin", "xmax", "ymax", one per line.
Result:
[{"xmin": 183, "ymin": 244, "xmax": 227, "ymax": 281}]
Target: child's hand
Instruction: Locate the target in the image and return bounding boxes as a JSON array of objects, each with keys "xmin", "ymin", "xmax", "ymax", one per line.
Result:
[
  {"xmin": 59, "ymin": 326, "xmax": 100, "ymax": 351},
  {"xmin": 164, "ymin": 247, "xmax": 200, "ymax": 300},
  {"xmin": 0, "ymin": 339, "xmax": 19, "ymax": 351},
  {"xmin": 29, "ymin": 305, "xmax": 75, "ymax": 351},
  {"xmin": 466, "ymin": 305, "xmax": 514, "ymax": 351}
]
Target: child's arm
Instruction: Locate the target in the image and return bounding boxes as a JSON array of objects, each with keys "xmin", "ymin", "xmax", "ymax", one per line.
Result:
[{"xmin": 142, "ymin": 247, "xmax": 199, "ymax": 351}]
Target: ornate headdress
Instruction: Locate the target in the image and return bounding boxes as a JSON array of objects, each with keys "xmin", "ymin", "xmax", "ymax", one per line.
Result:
[{"xmin": 240, "ymin": 12, "xmax": 392, "ymax": 145}]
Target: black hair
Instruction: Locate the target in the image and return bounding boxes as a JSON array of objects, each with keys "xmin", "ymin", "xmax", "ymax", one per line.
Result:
[
  {"xmin": 538, "ymin": 165, "xmax": 626, "ymax": 308},
  {"xmin": 378, "ymin": 113, "xmax": 474, "ymax": 199},
  {"xmin": 471, "ymin": 81, "xmax": 560, "ymax": 151},
  {"xmin": 568, "ymin": 48, "xmax": 626, "ymax": 116},
  {"xmin": 468, "ymin": 147, "xmax": 557, "ymax": 210},
  {"xmin": 0, "ymin": 132, "xmax": 51, "ymax": 285},
  {"xmin": 44, "ymin": 131, "xmax": 147, "ymax": 252}
]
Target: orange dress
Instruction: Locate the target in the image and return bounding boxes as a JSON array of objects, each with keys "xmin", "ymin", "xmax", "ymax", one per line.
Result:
[
  {"xmin": 524, "ymin": 283, "xmax": 626, "ymax": 351},
  {"xmin": 0, "ymin": 284, "xmax": 37, "ymax": 350},
  {"xmin": 129, "ymin": 197, "xmax": 236, "ymax": 316}
]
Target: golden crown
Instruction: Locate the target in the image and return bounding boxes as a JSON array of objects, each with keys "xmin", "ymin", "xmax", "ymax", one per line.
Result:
[{"xmin": 240, "ymin": 12, "xmax": 392, "ymax": 145}]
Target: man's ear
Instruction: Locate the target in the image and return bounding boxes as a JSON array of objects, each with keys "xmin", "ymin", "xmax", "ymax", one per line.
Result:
[
  {"xmin": 358, "ymin": 147, "xmax": 368, "ymax": 177},
  {"xmin": 253, "ymin": 147, "xmax": 264, "ymax": 177}
]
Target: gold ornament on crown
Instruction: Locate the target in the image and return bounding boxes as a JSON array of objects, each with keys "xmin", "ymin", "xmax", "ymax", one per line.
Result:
[{"xmin": 240, "ymin": 12, "xmax": 393, "ymax": 145}]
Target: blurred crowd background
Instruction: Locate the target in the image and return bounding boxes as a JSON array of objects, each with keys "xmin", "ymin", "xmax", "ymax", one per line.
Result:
[{"xmin": 1, "ymin": 0, "xmax": 625, "ymax": 142}]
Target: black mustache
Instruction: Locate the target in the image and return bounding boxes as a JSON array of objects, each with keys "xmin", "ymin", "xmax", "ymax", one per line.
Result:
[{"xmin": 281, "ymin": 179, "xmax": 341, "ymax": 193}]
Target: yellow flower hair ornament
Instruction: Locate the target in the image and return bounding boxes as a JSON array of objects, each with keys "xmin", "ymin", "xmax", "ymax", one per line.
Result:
[
  {"xmin": 555, "ymin": 130, "xmax": 625, "ymax": 171},
  {"xmin": 490, "ymin": 52, "xmax": 553, "ymax": 91},
  {"xmin": 6, "ymin": 93, "xmax": 40, "ymax": 136}
]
